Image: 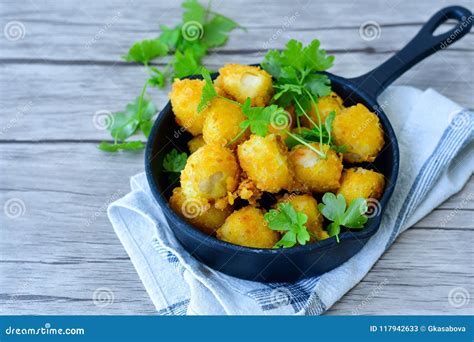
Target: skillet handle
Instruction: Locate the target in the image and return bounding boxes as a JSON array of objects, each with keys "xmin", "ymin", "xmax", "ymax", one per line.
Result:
[{"xmin": 349, "ymin": 6, "xmax": 473, "ymax": 99}]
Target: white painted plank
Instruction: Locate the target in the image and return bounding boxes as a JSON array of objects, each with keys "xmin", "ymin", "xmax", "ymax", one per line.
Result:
[
  {"xmin": 328, "ymin": 229, "xmax": 474, "ymax": 315},
  {"xmin": 1, "ymin": 0, "xmax": 472, "ymax": 61}
]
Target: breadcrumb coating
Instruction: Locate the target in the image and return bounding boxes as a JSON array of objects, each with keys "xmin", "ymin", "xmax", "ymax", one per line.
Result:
[
  {"xmin": 332, "ymin": 104, "xmax": 385, "ymax": 163},
  {"xmin": 216, "ymin": 206, "xmax": 279, "ymax": 248}
]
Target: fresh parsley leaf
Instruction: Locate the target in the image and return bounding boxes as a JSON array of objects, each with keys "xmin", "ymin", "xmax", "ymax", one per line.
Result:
[
  {"xmin": 182, "ymin": 0, "xmax": 207, "ymax": 24},
  {"xmin": 125, "ymin": 95, "xmax": 157, "ymax": 121},
  {"xmin": 264, "ymin": 202, "xmax": 310, "ymax": 248},
  {"xmin": 325, "ymin": 111, "xmax": 336, "ymax": 136},
  {"xmin": 174, "ymin": 49, "xmax": 203, "ymax": 78},
  {"xmin": 123, "ymin": 39, "xmax": 168, "ymax": 64},
  {"xmin": 202, "ymin": 15, "xmax": 239, "ymax": 47},
  {"xmin": 304, "ymin": 73, "xmax": 332, "ymax": 98},
  {"xmin": 157, "ymin": 25, "xmax": 182, "ymax": 50},
  {"xmin": 317, "ymin": 193, "xmax": 368, "ymax": 242},
  {"xmin": 98, "ymin": 141, "xmax": 145, "ymax": 152},
  {"xmin": 240, "ymin": 100, "xmax": 271, "ymax": 137},
  {"xmin": 163, "ymin": 149, "xmax": 188, "ymax": 174},
  {"xmin": 109, "ymin": 111, "xmax": 140, "ymax": 141},
  {"xmin": 303, "ymin": 39, "xmax": 335, "ymax": 71},
  {"xmin": 140, "ymin": 120, "xmax": 153, "ymax": 138},
  {"xmin": 197, "ymin": 68, "xmax": 218, "ymax": 112},
  {"xmin": 100, "ymin": 90, "xmax": 157, "ymax": 152},
  {"xmin": 239, "ymin": 100, "xmax": 287, "ymax": 137},
  {"xmin": 148, "ymin": 66, "xmax": 166, "ymax": 88}
]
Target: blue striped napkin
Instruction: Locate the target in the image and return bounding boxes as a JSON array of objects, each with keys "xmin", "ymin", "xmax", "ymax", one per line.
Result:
[{"xmin": 108, "ymin": 86, "xmax": 473, "ymax": 315}]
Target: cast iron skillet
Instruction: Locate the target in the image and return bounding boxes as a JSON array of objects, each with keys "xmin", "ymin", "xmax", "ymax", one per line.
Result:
[{"xmin": 145, "ymin": 6, "xmax": 472, "ymax": 282}]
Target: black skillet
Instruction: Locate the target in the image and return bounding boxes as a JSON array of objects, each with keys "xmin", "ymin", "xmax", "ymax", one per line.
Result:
[{"xmin": 145, "ymin": 6, "xmax": 472, "ymax": 282}]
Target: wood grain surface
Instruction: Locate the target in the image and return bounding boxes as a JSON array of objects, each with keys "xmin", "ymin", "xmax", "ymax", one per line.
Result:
[{"xmin": 0, "ymin": 0, "xmax": 472, "ymax": 315}]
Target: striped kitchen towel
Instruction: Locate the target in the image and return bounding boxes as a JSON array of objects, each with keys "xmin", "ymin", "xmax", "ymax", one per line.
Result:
[{"xmin": 108, "ymin": 86, "xmax": 473, "ymax": 315}]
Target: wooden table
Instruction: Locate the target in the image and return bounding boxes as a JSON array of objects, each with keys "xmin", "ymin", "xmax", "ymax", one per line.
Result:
[{"xmin": 1, "ymin": 0, "xmax": 472, "ymax": 315}]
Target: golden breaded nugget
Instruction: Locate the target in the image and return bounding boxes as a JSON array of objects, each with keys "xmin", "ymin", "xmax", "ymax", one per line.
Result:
[
  {"xmin": 302, "ymin": 91, "xmax": 345, "ymax": 127},
  {"xmin": 216, "ymin": 206, "xmax": 279, "ymax": 248},
  {"xmin": 238, "ymin": 134, "xmax": 293, "ymax": 193},
  {"xmin": 332, "ymin": 104, "xmax": 385, "ymax": 163},
  {"xmin": 169, "ymin": 79, "xmax": 206, "ymax": 136},
  {"xmin": 337, "ymin": 167, "xmax": 385, "ymax": 205},
  {"xmin": 170, "ymin": 187, "xmax": 232, "ymax": 235},
  {"xmin": 181, "ymin": 144, "xmax": 240, "ymax": 200},
  {"xmin": 289, "ymin": 143, "xmax": 343, "ymax": 193},
  {"xmin": 187, "ymin": 135, "xmax": 205, "ymax": 153},
  {"xmin": 202, "ymin": 98, "xmax": 249, "ymax": 148},
  {"xmin": 215, "ymin": 64, "xmax": 273, "ymax": 106}
]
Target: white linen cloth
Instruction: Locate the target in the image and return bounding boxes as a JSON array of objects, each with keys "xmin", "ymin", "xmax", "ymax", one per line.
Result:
[{"xmin": 108, "ymin": 86, "xmax": 473, "ymax": 315}]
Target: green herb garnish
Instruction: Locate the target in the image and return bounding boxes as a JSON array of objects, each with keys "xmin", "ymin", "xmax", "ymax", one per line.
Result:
[
  {"xmin": 98, "ymin": 83, "xmax": 156, "ymax": 151},
  {"xmin": 99, "ymin": 0, "xmax": 242, "ymax": 152},
  {"xmin": 98, "ymin": 141, "xmax": 145, "ymax": 152},
  {"xmin": 317, "ymin": 193, "xmax": 368, "ymax": 243},
  {"xmin": 162, "ymin": 149, "xmax": 188, "ymax": 183},
  {"xmin": 264, "ymin": 203, "xmax": 311, "ymax": 248},
  {"xmin": 262, "ymin": 39, "xmax": 335, "ymax": 157},
  {"xmin": 124, "ymin": 0, "xmax": 242, "ymax": 86}
]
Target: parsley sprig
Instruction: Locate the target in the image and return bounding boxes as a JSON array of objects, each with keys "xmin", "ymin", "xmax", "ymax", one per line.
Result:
[
  {"xmin": 98, "ymin": 0, "xmax": 242, "ymax": 152},
  {"xmin": 98, "ymin": 82, "xmax": 157, "ymax": 152},
  {"xmin": 124, "ymin": 0, "xmax": 243, "ymax": 86},
  {"xmin": 162, "ymin": 149, "xmax": 188, "ymax": 183},
  {"xmin": 262, "ymin": 39, "xmax": 338, "ymax": 158},
  {"xmin": 264, "ymin": 203, "xmax": 311, "ymax": 248},
  {"xmin": 318, "ymin": 193, "xmax": 368, "ymax": 243}
]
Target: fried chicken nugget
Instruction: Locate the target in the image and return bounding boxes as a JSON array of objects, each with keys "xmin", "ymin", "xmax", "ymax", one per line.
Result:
[
  {"xmin": 202, "ymin": 98, "xmax": 249, "ymax": 148},
  {"xmin": 238, "ymin": 134, "xmax": 293, "ymax": 193},
  {"xmin": 302, "ymin": 91, "xmax": 345, "ymax": 127},
  {"xmin": 169, "ymin": 79, "xmax": 206, "ymax": 136},
  {"xmin": 337, "ymin": 167, "xmax": 385, "ymax": 205},
  {"xmin": 170, "ymin": 187, "xmax": 232, "ymax": 235},
  {"xmin": 181, "ymin": 144, "xmax": 240, "ymax": 200},
  {"xmin": 215, "ymin": 64, "xmax": 274, "ymax": 106},
  {"xmin": 332, "ymin": 104, "xmax": 385, "ymax": 163},
  {"xmin": 187, "ymin": 135, "xmax": 205, "ymax": 153},
  {"xmin": 278, "ymin": 194, "xmax": 329, "ymax": 241},
  {"xmin": 289, "ymin": 143, "xmax": 343, "ymax": 193},
  {"xmin": 216, "ymin": 206, "xmax": 280, "ymax": 248}
]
